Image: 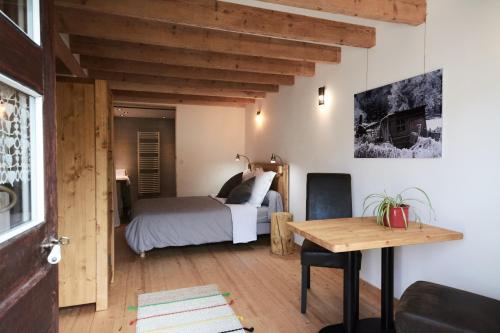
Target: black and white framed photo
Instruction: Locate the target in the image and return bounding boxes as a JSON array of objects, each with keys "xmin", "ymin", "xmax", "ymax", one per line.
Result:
[{"xmin": 354, "ymin": 69, "xmax": 443, "ymax": 158}]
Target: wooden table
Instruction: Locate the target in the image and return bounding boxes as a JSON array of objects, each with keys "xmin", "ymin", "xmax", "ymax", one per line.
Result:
[{"xmin": 287, "ymin": 217, "xmax": 463, "ymax": 333}]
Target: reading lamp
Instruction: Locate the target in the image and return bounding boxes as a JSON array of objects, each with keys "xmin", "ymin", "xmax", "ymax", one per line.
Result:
[
  {"xmin": 270, "ymin": 153, "xmax": 284, "ymax": 164},
  {"xmin": 235, "ymin": 153, "xmax": 251, "ymax": 169}
]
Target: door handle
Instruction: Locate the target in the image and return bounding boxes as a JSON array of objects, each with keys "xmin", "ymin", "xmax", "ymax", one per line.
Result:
[{"xmin": 41, "ymin": 236, "xmax": 70, "ymax": 264}]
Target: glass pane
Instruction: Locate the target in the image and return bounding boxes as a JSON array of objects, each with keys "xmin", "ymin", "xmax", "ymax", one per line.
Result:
[
  {"xmin": 0, "ymin": 0, "xmax": 35, "ymax": 38},
  {"xmin": 0, "ymin": 80, "xmax": 32, "ymax": 235}
]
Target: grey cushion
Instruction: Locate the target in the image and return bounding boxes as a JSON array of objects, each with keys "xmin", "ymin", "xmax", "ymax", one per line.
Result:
[{"xmin": 226, "ymin": 177, "xmax": 255, "ymax": 204}]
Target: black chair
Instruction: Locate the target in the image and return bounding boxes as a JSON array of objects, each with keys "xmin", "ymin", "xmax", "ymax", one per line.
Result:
[{"xmin": 301, "ymin": 173, "xmax": 362, "ymax": 314}]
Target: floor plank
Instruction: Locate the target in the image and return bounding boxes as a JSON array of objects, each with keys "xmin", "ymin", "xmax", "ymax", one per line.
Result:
[{"xmin": 59, "ymin": 226, "xmax": 380, "ymax": 332}]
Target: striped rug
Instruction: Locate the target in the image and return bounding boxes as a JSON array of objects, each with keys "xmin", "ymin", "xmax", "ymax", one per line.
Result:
[{"xmin": 132, "ymin": 284, "xmax": 245, "ymax": 333}]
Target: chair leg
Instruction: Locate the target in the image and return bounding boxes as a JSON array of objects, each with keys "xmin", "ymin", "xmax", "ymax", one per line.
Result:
[
  {"xmin": 307, "ymin": 265, "xmax": 311, "ymax": 289},
  {"xmin": 301, "ymin": 265, "xmax": 308, "ymax": 313}
]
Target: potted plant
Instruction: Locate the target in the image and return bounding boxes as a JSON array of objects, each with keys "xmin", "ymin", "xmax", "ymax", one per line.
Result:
[{"xmin": 362, "ymin": 187, "xmax": 435, "ymax": 229}]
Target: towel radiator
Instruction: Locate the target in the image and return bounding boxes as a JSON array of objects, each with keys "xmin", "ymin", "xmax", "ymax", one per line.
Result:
[{"xmin": 137, "ymin": 131, "xmax": 160, "ymax": 195}]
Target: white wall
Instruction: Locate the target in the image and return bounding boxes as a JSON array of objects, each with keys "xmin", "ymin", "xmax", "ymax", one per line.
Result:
[
  {"xmin": 176, "ymin": 105, "xmax": 246, "ymax": 196},
  {"xmin": 244, "ymin": 0, "xmax": 500, "ymax": 299}
]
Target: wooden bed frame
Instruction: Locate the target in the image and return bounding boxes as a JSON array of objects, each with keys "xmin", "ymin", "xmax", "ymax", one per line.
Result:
[{"xmin": 250, "ymin": 162, "xmax": 289, "ymax": 212}]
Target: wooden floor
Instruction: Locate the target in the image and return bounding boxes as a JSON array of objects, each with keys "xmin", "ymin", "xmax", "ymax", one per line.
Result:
[{"xmin": 59, "ymin": 226, "xmax": 381, "ymax": 332}]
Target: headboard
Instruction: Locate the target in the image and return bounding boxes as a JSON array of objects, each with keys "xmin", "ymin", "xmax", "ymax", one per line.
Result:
[{"xmin": 250, "ymin": 162, "xmax": 289, "ymax": 212}]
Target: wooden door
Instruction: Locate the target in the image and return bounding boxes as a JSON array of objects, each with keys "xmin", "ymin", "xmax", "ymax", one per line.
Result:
[
  {"xmin": 0, "ymin": 1, "xmax": 58, "ymax": 332},
  {"xmin": 56, "ymin": 79, "xmax": 112, "ymax": 310},
  {"xmin": 56, "ymin": 81, "xmax": 97, "ymax": 307}
]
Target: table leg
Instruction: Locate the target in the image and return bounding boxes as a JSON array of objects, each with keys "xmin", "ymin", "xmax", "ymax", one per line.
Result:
[{"xmin": 381, "ymin": 247, "xmax": 395, "ymax": 331}]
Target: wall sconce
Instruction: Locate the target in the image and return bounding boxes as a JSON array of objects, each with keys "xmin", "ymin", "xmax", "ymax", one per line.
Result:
[
  {"xmin": 255, "ymin": 108, "xmax": 264, "ymax": 127},
  {"xmin": 318, "ymin": 86, "xmax": 325, "ymax": 105},
  {"xmin": 270, "ymin": 153, "xmax": 284, "ymax": 164},
  {"xmin": 235, "ymin": 153, "xmax": 251, "ymax": 169}
]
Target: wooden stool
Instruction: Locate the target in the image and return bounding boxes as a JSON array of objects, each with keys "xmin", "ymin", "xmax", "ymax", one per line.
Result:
[{"xmin": 271, "ymin": 212, "xmax": 294, "ymax": 255}]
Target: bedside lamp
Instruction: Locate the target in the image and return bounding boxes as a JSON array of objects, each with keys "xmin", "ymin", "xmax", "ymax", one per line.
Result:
[
  {"xmin": 270, "ymin": 153, "xmax": 284, "ymax": 165},
  {"xmin": 235, "ymin": 153, "xmax": 251, "ymax": 169}
]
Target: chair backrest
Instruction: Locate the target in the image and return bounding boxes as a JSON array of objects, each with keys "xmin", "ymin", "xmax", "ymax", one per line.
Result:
[{"xmin": 306, "ymin": 173, "xmax": 352, "ymax": 220}]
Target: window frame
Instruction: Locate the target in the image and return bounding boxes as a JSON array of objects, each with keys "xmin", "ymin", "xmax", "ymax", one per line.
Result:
[
  {"xmin": 0, "ymin": 73, "xmax": 44, "ymax": 244},
  {"xmin": 0, "ymin": 0, "xmax": 40, "ymax": 45}
]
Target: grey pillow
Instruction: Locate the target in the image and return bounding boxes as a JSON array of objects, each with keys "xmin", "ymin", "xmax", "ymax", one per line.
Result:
[{"xmin": 226, "ymin": 177, "xmax": 255, "ymax": 204}]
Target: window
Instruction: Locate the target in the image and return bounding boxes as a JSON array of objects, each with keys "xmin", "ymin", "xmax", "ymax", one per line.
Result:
[
  {"xmin": 0, "ymin": 75, "xmax": 44, "ymax": 244},
  {"xmin": 0, "ymin": 0, "xmax": 40, "ymax": 44},
  {"xmin": 395, "ymin": 119, "xmax": 406, "ymax": 132}
]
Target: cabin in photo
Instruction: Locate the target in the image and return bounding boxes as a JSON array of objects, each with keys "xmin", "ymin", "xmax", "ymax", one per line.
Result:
[{"xmin": 379, "ymin": 106, "xmax": 427, "ymax": 148}]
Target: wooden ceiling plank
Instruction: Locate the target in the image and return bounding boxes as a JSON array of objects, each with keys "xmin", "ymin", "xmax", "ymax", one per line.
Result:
[
  {"xmin": 113, "ymin": 90, "xmax": 255, "ymax": 108},
  {"xmin": 81, "ymin": 56, "xmax": 295, "ymax": 86},
  {"xmin": 108, "ymin": 81, "xmax": 266, "ymax": 99},
  {"xmin": 87, "ymin": 69, "xmax": 278, "ymax": 93},
  {"xmin": 56, "ymin": 6, "xmax": 341, "ymax": 63},
  {"xmin": 55, "ymin": 0, "xmax": 375, "ymax": 48},
  {"xmin": 70, "ymin": 36, "xmax": 315, "ymax": 76},
  {"xmin": 259, "ymin": 0, "xmax": 426, "ymax": 26},
  {"xmin": 54, "ymin": 33, "xmax": 86, "ymax": 77}
]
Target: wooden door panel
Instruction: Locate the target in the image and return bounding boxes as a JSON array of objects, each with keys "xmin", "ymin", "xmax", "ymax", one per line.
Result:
[
  {"xmin": 0, "ymin": 0, "xmax": 58, "ymax": 332},
  {"xmin": 0, "ymin": 267, "xmax": 58, "ymax": 332},
  {"xmin": 57, "ymin": 82, "xmax": 97, "ymax": 307},
  {"xmin": 0, "ymin": 13, "xmax": 43, "ymax": 94}
]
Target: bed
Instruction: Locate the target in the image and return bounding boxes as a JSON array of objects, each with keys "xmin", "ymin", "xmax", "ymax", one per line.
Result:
[{"xmin": 125, "ymin": 163, "xmax": 289, "ymax": 256}]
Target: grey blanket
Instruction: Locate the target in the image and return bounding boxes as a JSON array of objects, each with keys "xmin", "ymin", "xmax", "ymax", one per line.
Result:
[{"xmin": 125, "ymin": 196, "xmax": 232, "ymax": 254}]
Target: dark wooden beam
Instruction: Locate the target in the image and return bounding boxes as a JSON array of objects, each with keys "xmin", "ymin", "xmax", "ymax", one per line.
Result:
[
  {"xmin": 56, "ymin": 6, "xmax": 341, "ymax": 63},
  {"xmin": 54, "ymin": 33, "xmax": 86, "ymax": 77},
  {"xmin": 70, "ymin": 36, "xmax": 315, "ymax": 76},
  {"xmin": 55, "ymin": 0, "xmax": 376, "ymax": 48},
  {"xmin": 80, "ymin": 56, "xmax": 295, "ymax": 86}
]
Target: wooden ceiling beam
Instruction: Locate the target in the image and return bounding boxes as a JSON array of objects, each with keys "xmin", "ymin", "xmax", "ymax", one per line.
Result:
[
  {"xmin": 80, "ymin": 56, "xmax": 295, "ymax": 86},
  {"xmin": 259, "ymin": 0, "xmax": 426, "ymax": 26},
  {"xmin": 56, "ymin": 6, "xmax": 341, "ymax": 63},
  {"xmin": 55, "ymin": 0, "xmax": 375, "ymax": 48},
  {"xmin": 109, "ymin": 81, "xmax": 265, "ymax": 99},
  {"xmin": 88, "ymin": 70, "xmax": 278, "ymax": 93},
  {"xmin": 112, "ymin": 90, "xmax": 255, "ymax": 108},
  {"xmin": 54, "ymin": 33, "xmax": 86, "ymax": 77},
  {"xmin": 70, "ymin": 36, "xmax": 315, "ymax": 76}
]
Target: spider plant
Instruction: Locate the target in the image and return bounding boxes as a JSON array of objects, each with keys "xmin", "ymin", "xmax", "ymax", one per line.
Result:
[{"xmin": 362, "ymin": 187, "xmax": 435, "ymax": 229}]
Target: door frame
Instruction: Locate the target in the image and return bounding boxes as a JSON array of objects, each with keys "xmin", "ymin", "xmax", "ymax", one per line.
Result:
[{"xmin": 0, "ymin": 0, "xmax": 58, "ymax": 331}]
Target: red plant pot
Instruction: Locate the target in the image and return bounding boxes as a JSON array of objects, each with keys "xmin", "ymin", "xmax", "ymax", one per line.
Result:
[{"xmin": 383, "ymin": 205, "xmax": 409, "ymax": 228}]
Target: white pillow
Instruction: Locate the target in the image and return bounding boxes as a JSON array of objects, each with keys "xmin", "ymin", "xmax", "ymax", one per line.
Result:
[{"xmin": 248, "ymin": 171, "xmax": 276, "ymax": 207}]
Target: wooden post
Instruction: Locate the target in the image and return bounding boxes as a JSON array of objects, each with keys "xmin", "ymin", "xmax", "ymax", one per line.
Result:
[{"xmin": 271, "ymin": 212, "xmax": 294, "ymax": 255}]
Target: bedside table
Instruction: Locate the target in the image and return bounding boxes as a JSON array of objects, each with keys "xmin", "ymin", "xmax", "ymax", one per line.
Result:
[{"xmin": 271, "ymin": 212, "xmax": 294, "ymax": 255}]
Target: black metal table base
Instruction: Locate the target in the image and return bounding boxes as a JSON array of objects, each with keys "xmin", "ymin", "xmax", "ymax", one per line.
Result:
[
  {"xmin": 319, "ymin": 318, "xmax": 395, "ymax": 333},
  {"xmin": 319, "ymin": 248, "xmax": 395, "ymax": 333}
]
